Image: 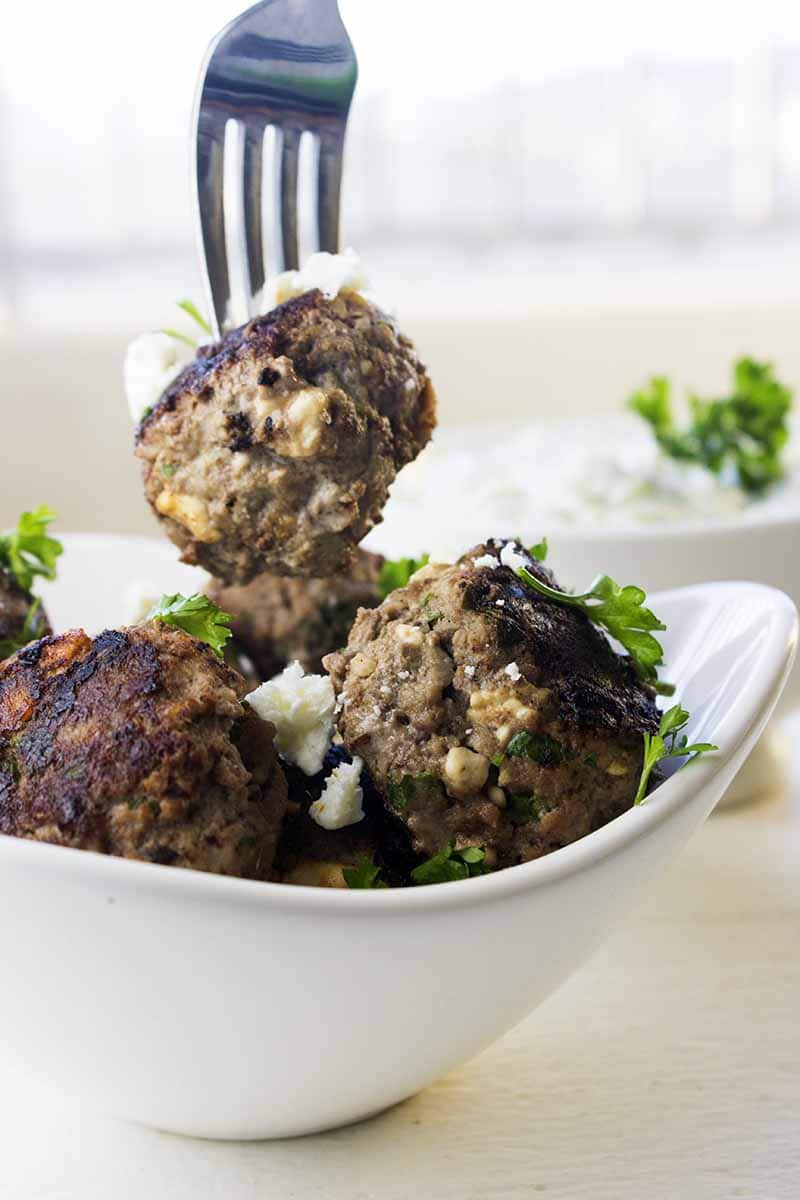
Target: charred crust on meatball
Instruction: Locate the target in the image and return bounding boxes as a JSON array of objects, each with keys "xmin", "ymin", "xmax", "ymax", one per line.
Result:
[
  {"xmin": 0, "ymin": 623, "xmax": 288, "ymax": 878},
  {"xmin": 324, "ymin": 540, "xmax": 660, "ymax": 869}
]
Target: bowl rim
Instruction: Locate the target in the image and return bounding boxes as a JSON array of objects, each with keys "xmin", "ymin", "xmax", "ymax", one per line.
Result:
[{"xmin": 3, "ymin": 575, "xmax": 796, "ymax": 917}]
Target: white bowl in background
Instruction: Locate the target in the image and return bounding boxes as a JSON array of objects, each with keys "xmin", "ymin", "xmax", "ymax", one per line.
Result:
[{"xmin": 3, "ymin": 534, "xmax": 795, "ymax": 1140}]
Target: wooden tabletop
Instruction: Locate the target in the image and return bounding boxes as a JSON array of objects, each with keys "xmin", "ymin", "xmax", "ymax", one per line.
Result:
[{"xmin": 3, "ymin": 715, "xmax": 799, "ymax": 1200}]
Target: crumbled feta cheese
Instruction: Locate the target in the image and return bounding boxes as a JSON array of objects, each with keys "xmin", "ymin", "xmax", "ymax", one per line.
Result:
[
  {"xmin": 463, "ymin": 665, "xmax": 476, "ymax": 678},
  {"xmin": 246, "ymin": 661, "xmax": 335, "ymax": 775},
  {"xmin": 398, "ymin": 670, "xmax": 411, "ymax": 681},
  {"xmin": 505, "ymin": 661, "xmax": 522, "ymax": 682},
  {"xmin": 472, "ymin": 554, "xmax": 499, "ymax": 569},
  {"xmin": 123, "ymin": 332, "xmax": 195, "ymax": 422},
  {"xmin": 254, "ymin": 248, "xmax": 368, "ymax": 314},
  {"xmin": 380, "ymin": 685, "xmax": 391, "ymax": 695},
  {"xmin": 309, "ymin": 757, "xmax": 365, "ymax": 830},
  {"xmin": 500, "ymin": 542, "xmax": 529, "ymax": 572}
]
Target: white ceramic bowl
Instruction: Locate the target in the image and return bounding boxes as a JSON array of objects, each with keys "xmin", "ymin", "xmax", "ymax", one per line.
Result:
[{"xmin": 1, "ymin": 534, "xmax": 795, "ymax": 1140}]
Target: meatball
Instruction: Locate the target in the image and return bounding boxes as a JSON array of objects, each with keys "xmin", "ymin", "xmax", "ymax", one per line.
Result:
[
  {"xmin": 324, "ymin": 540, "xmax": 660, "ymax": 869},
  {"xmin": 136, "ymin": 289, "xmax": 436, "ymax": 584},
  {"xmin": 0, "ymin": 622, "xmax": 287, "ymax": 878},
  {"xmin": 207, "ymin": 548, "xmax": 383, "ymax": 682},
  {"xmin": 0, "ymin": 567, "xmax": 51, "ymax": 657}
]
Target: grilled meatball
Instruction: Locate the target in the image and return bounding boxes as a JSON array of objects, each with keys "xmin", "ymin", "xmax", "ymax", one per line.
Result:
[
  {"xmin": 0, "ymin": 622, "xmax": 287, "ymax": 878},
  {"xmin": 207, "ymin": 548, "xmax": 383, "ymax": 682},
  {"xmin": 136, "ymin": 290, "xmax": 436, "ymax": 584},
  {"xmin": 0, "ymin": 567, "xmax": 51, "ymax": 657},
  {"xmin": 324, "ymin": 540, "xmax": 660, "ymax": 869}
]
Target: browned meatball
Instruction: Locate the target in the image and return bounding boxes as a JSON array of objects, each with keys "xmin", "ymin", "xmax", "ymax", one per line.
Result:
[
  {"xmin": 207, "ymin": 548, "xmax": 383, "ymax": 682},
  {"xmin": 0, "ymin": 568, "xmax": 51, "ymax": 658},
  {"xmin": 0, "ymin": 622, "xmax": 287, "ymax": 878},
  {"xmin": 136, "ymin": 290, "xmax": 436, "ymax": 584},
  {"xmin": 324, "ymin": 541, "xmax": 659, "ymax": 870}
]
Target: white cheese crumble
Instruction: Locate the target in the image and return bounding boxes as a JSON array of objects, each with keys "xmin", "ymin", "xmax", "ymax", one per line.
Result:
[
  {"xmin": 500, "ymin": 542, "xmax": 529, "ymax": 572},
  {"xmin": 473, "ymin": 554, "xmax": 500, "ymax": 569},
  {"xmin": 123, "ymin": 332, "xmax": 195, "ymax": 422},
  {"xmin": 246, "ymin": 661, "xmax": 335, "ymax": 776},
  {"xmin": 254, "ymin": 248, "xmax": 369, "ymax": 314},
  {"xmin": 309, "ymin": 756, "xmax": 365, "ymax": 831},
  {"xmin": 505, "ymin": 661, "xmax": 522, "ymax": 682},
  {"xmin": 463, "ymin": 665, "xmax": 476, "ymax": 678},
  {"xmin": 398, "ymin": 670, "xmax": 411, "ymax": 680}
]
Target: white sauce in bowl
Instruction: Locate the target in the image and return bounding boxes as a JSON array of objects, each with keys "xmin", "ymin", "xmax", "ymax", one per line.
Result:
[{"xmin": 367, "ymin": 416, "xmax": 800, "ymax": 561}]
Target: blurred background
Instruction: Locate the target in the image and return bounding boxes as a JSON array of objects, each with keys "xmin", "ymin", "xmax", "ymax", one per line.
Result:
[{"xmin": 3, "ymin": 0, "xmax": 800, "ymax": 530}]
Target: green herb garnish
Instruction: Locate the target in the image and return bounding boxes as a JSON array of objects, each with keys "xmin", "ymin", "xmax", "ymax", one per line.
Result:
[
  {"xmin": 516, "ymin": 564, "xmax": 666, "ymax": 686},
  {"xmin": 387, "ymin": 772, "xmax": 439, "ymax": 811},
  {"xmin": 162, "ymin": 298, "xmax": 212, "ymax": 347},
  {"xmin": 161, "ymin": 463, "xmax": 177, "ymax": 478},
  {"xmin": 343, "ymin": 857, "xmax": 387, "ymax": 889},
  {"xmin": 379, "ymin": 554, "xmax": 430, "ymax": 599},
  {"xmin": 634, "ymin": 704, "xmax": 717, "ymax": 805},
  {"xmin": 503, "ymin": 730, "xmax": 566, "ymax": 766},
  {"xmin": 630, "ymin": 357, "xmax": 792, "ymax": 495},
  {"xmin": 144, "ymin": 593, "xmax": 233, "ymax": 657},
  {"xmin": 507, "ymin": 794, "xmax": 543, "ymax": 825},
  {"xmin": 0, "ymin": 506, "xmax": 62, "ymax": 593},
  {"xmin": 410, "ymin": 844, "xmax": 488, "ymax": 886},
  {"xmin": 0, "ymin": 597, "xmax": 45, "ymax": 660}
]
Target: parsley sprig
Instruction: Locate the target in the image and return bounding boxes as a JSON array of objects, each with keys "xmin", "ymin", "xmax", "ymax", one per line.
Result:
[
  {"xmin": 144, "ymin": 593, "xmax": 233, "ymax": 657},
  {"xmin": 0, "ymin": 506, "xmax": 62, "ymax": 593},
  {"xmin": 410, "ymin": 844, "xmax": 487, "ymax": 886},
  {"xmin": 162, "ymin": 297, "xmax": 212, "ymax": 347},
  {"xmin": 634, "ymin": 704, "xmax": 717, "ymax": 805},
  {"xmin": 378, "ymin": 554, "xmax": 430, "ymax": 599},
  {"xmin": 516, "ymin": 563, "xmax": 667, "ymax": 687},
  {"xmin": 630, "ymin": 357, "xmax": 792, "ymax": 495},
  {"xmin": 343, "ymin": 857, "xmax": 387, "ymax": 889}
]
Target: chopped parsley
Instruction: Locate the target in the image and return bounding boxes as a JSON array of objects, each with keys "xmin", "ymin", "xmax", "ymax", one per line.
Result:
[
  {"xmin": 634, "ymin": 704, "xmax": 717, "ymax": 805},
  {"xmin": 506, "ymin": 796, "xmax": 537, "ymax": 825},
  {"xmin": 387, "ymin": 772, "xmax": 439, "ymax": 811},
  {"xmin": 379, "ymin": 554, "xmax": 430, "ymax": 598},
  {"xmin": 161, "ymin": 463, "xmax": 177, "ymax": 478},
  {"xmin": 343, "ymin": 857, "xmax": 387, "ymax": 889},
  {"xmin": 516, "ymin": 562, "xmax": 666, "ymax": 687},
  {"xmin": 630, "ymin": 357, "xmax": 792, "ymax": 495},
  {"xmin": 410, "ymin": 844, "xmax": 488, "ymax": 886},
  {"xmin": 0, "ymin": 506, "xmax": 62, "ymax": 593},
  {"xmin": 503, "ymin": 730, "xmax": 566, "ymax": 766},
  {"xmin": 144, "ymin": 593, "xmax": 233, "ymax": 657}
]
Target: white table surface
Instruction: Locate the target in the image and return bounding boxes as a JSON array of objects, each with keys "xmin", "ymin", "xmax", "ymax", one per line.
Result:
[{"xmin": 3, "ymin": 716, "xmax": 799, "ymax": 1200}]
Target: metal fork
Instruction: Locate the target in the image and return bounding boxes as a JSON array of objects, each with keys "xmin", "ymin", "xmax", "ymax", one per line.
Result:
[{"xmin": 192, "ymin": 0, "xmax": 358, "ymax": 338}]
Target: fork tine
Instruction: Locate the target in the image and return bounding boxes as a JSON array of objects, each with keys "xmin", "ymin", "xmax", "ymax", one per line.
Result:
[
  {"xmin": 316, "ymin": 131, "xmax": 345, "ymax": 254},
  {"xmin": 278, "ymin": 127, "xmax": 300, "ymax": 271},
  {"xmin": 243, "ymin": 122, "xmax": 266, "ymax": 302},
  {"xmin": 194, "ymin": 109, "xmax": 230, "ymax": 340}
]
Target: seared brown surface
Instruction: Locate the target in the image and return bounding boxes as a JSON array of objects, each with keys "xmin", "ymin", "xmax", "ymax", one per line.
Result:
[
  {"xmin": 208, "ymin": 548, "xmax": 383, "ymax": 682},
  {"xmin": 0, "ymin": 622, "xmax": 287, "ymax": 878},
  {"xmin": 136, "ymin": 290, "xmax": 436, "ymax": 584},
  {"xmin": 0, "ymin": 568, "xmax": 51, "ymax": 657},
  {"xmin": 324, "ymin": 540, "xmax": 659, "ymax": 868}
]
